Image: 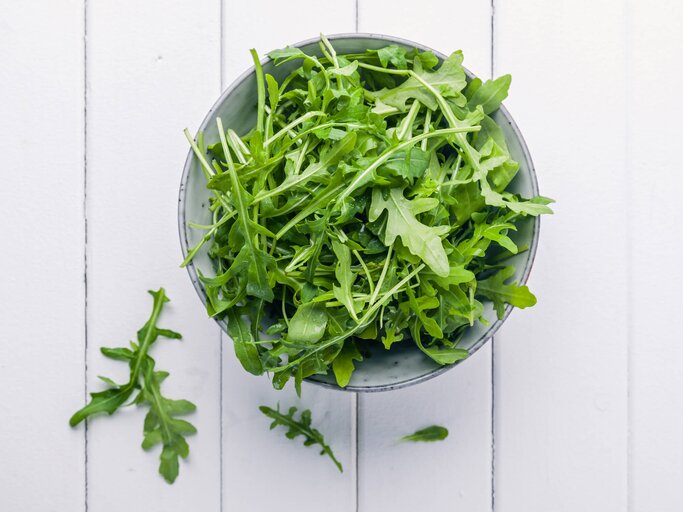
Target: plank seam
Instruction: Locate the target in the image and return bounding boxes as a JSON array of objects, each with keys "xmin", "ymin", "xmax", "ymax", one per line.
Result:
[
  {"xmin": 490, "ymin": 2, "xmax": 496, "ymax": 511},
  {"xmin": 354, "ymin": 393, "xmax": 359, "ymax": 512},
  {"xmin": 490, "ymin": 0, "xmax": 496, "ymax": 78},
  {"xmin": 219, "ymin": 2, "xmax": 225, "ymax": 509},
  {"xmin": 83, "ymin": 0, "xmax": 90, "ymax": 510}
]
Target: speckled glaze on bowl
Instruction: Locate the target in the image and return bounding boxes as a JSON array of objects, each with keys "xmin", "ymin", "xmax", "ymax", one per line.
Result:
[{"xmin": 178, "ymin": 33, "xmax": 541, "ymax": 392}]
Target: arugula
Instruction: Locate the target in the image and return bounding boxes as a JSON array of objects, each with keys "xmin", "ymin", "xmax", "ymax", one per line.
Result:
[
  {"xmin": 69, "ymin": 289, "xmax": 196, "ymax": 484},
  {"xmin": 400, "ymin": 425, "xmax": 449, "ymax": 442},
  {"xmin": 260, "ymin": 405, "xmax": 343, "ymax": 472},
  {"xmin": 184, "ymin": 35, "xmax": 553, "ymax": 390}
]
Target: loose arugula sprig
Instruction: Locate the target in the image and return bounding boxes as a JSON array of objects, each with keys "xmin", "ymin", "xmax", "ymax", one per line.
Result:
[
  {"xmin": 69, "ymin": 289, "xmax": 196, "ymax": 484},
  {"xmin": 184, "ymin": 35, "xmax": 553, "ymax": 391},
  {"xmin": 400, "ymin": 425, "xmax": 449, "ymax": 442},
  {"xmin": 259, "ymin": 405, "xmax": 343, "ymax": 472}
]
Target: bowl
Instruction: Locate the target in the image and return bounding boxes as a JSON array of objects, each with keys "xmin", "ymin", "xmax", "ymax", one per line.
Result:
[{"xmin": 178, "ymin": 33, "xmax": 540, "ymax": 392}]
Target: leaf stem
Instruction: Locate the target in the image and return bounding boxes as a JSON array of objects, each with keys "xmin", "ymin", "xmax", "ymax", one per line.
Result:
[{"xmin": 250, "ymin": 49, "xmax": 266, "ymax": 134}]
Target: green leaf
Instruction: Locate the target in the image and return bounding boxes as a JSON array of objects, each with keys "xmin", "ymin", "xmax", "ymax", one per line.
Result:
[
  {"xmin": 369, "ymin": 188, "xmax": 449, "ymax": 276},
  {"xmin": 369, "ymin": 51, "xmax": 467, "ymax": 110},
  {"xmin": 332, "ymin": 342, "xmax": 363, "ymax": 387},
  {"xmin": 226, "ymin": 309, "xmax": 264, "ymax": 375},
  {"xmin": 268, "ymin": 47, "xmax": 308, "ymax": 64},
  {"xmin": 379, "ymin": 147, "xmax": 430, "ymax": 180},
  {"xmin": 331, "ymin": 240, "xmax": 358, "ymax": 320},
  {"xmin": 476, "ymin": 266, "xmax": 537, "ymax": 319},
  {"xmin": 400, "ymin": 425, "xmax": 449, "ymax": 442},
  {"xmin": 69, "ymin": 288, "xmax": 196, "ymax": 484},
  {"xmin": 69, "ymin": 387, "xmax": 134, "ymax": 427},
  {"xmin": 416, "ymin": 341, "xmax": 469, "ymax": 365},
  {"xmin": 377, "ymin": 45, "xmax": 408, "ymax": 69},
  {"xmin": 468, "ymin": 74, "xmax": 511, "ymax": 114},
  {"xmin": 265, "ymin": 73, "xmax": 280, "ymax": 111},
  {"xmin": 329, "ymin": 60, "xmax": 358, "ymax": 76},
  {"xmin": 141, "ymin": 363, "xmax": 197, "ymax": 484},
  {"xmin": 260, "ymin": 405, "xmax": 343, "ymax": 472},
  {"xmin": 287, "ymin": 302, "xmax": 328, "ymax": 344},
  {"xmin": 100, "ymin": 346, "xmax": 135, "ymax": 361}
]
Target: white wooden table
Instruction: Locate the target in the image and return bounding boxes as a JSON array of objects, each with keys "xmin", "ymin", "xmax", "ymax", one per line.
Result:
[{"xmin": 2, "ymin": 0, "xmax": 682, "ymax": 510}]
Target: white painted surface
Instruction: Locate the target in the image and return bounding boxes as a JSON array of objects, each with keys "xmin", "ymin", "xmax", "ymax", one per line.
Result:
[
  {"xmin": 629, "ymin": 1, "xmax": 683, "ymax": 510},
  {"xmin": 2, "ymin": 1, "xmax": 683, "ymax": 511},
  {"xmin": 0, "ymin": 1, "xmax": 85, "ymax": 511},
  {"xmin": 86, "ymin": 1, "xmax": 221, "ymax": 510},
  {"xmin": 493, "ymin": 0, "xmax": 629, "ymax": 510}
]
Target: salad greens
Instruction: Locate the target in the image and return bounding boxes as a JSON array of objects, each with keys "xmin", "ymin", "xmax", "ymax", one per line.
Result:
[
  {"xmin": 184, "ymin": 34, "xmax": 553, "ymax": 391},
  {"xmin": 260, "ymin": 405, "xmax": 343, "ymax": 472},
  {"xmin": 400, "ymin": 425, "xmax": 449, "ymax": 442},
  {"xmin": 69, "ymin": 289, "xmax": 196, "ymax": 484}
]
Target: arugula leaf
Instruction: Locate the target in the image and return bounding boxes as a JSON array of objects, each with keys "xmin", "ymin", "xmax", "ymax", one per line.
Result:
[
  {"xmin": 226, "ymin": 308, "xmax": 264, "ymax": 375},
  {"xmin": 287, "ymin": 302, "xmax": 328, "ymax": 344},
  {"xmin": 332, "ymin": 341, "xmax": 363, "ymax": 387},
  {"xmin": 476, "ymin": 266, "xmax": 537, "ymax": 319},
  {"xmin": 369, "ymin": 188, "xmax": 449, "ymax": 277},
  {"xmin": 400, "ymin": 425, "xmax": 449, "ymax": 442},
  {"xmin": 260, "ymin": 405, "xmax": 343, "ymax": 472},
  {"xmin": 331, "ymin": 240, "xmax": 358, "ymax": 321},
  {"xmin": 139, "ymin": 363, "xmax": 197, "ymax": 484},
  {"xmin": 368, "ymin": 51, "xmax": 467, "ymax": 110},
  {"xmin": 69, "ymin": 288, "xmax": 196, "ymax": 484},
  {"xmin": 468, "ymin": 74, "xmax": 511, "ymax": 114}
]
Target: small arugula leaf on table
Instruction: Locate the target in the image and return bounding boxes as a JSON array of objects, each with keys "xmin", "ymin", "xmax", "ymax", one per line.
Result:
[
  {"xmin": 69, "ymin": 288, "xmax": 196, "ymax": 484},
  {"xmin": 259, "ymin": 405, "xmax": 343, "ymax": 472},
  {"xmin": 400, "ymin": 425, "xmax": 449, "ymax": 442}
]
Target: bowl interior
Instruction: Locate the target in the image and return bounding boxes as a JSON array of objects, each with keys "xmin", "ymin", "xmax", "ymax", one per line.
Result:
[{"xmin": 179, "ymin": 34, "xmax": 539, "ymax": 391}]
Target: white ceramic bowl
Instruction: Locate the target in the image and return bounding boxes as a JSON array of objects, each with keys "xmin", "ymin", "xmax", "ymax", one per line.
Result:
[{"xmin": 179, "ymin": 33, "xmax": 541, "ymax": 391}]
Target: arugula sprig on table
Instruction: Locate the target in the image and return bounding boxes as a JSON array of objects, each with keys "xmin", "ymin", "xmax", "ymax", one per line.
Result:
[
  {"xmin": 69, "ymin": 288, "xmax": 196, "ymax": 484},
  {"xmin": 260, "ymin": 404, "xmax": 343, "ymax": 472},
  {"xmin": 184, "ymin": 35, "xmax": 553, "ymax": 391}
]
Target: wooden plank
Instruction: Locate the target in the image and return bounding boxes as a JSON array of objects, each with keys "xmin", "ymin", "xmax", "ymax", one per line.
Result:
[
  {"xmin": 0, "ymin": 1, "xmax": 85, "ymax": 510},
  {"xmin": 356, "ymin": 3, "xmax": 494, "ymax": 510},
  {"xmin": 628, "ymin": 1, "xmax": 683, "ymax": 509},
  {"xmin": 493, "ymin": 0, "xmax": 628, "ymax": 509},
  {"xmin": 86, "ymin": 1, "xmax": 222, "ymax": 509},
  {"xmin": 221, "ymin": 3, "xmax": 358, "ymax": 510}
]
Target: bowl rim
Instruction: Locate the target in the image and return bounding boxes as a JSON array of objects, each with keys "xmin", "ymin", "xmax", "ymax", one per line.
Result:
[{"xmin": 178, "ymin": 32, "xmax": 541, "ymax": 392}]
